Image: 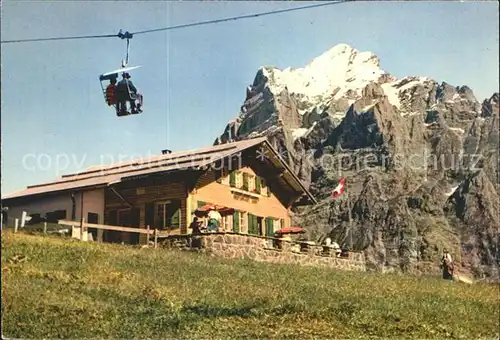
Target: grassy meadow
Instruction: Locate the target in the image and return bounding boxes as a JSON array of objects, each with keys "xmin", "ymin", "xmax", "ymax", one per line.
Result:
[{"xmin": 2, "ymin": 232, "xmax": 499, "ymax": 339}]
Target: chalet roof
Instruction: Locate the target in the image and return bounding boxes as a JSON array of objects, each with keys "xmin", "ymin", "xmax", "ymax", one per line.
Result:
[{"xmin": 2, "ymin": 137, "xmax": 317, "ymax": 204}]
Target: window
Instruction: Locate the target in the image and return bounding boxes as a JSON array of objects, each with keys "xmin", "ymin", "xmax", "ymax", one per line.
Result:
[
  {"xmin": 235, "ymin": 171, "xmax": 242, "ymax": 188},
  {"xmin": 26, "ymin": 213, "xmax": 42, "ymax": 225},
  {"xmin": 248, "ymin": 174, "xmax": 255, "ymax": 192},
  {"xmin": 242, "ymin": 173, "xmax": 249, "ymax": 191},
  {"xmin": 222, "ymin": 214, "xmax": 233, "ymax": 232},
  {"xmin": 45, "ymin": 210, "xmax": 67, "ymax": 223},
  {"xmin": 255, "ymin": 176, "xmax": 262, "ymax": 194},
  {"xmin": 155, "ymin": 200, "xmax": 181, "ymax": 230},
  {"xmin": 239, "ymin": 211, "xmax": 246, "ymax": 233},
  {"xmin": 273, "ymin": 218, "xmax": 280, "ymax": 231},
  {"xmin": 87, "ymin": 212, "xmax": 99, "ymax": 224}
]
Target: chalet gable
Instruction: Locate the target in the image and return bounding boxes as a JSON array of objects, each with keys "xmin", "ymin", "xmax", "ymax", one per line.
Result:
[{"xmin": 191, "ymin": 140, "xmax": 316, "ymax": 208}]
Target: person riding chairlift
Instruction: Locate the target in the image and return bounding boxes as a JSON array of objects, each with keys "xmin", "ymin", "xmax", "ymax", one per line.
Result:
[
  {"xmin": 116, "ymin": 72, "xmax": 143, "ymax": 114},
  {"xmin": 105, "ymin": 78, "xmax": 117, "ymax": 106}
]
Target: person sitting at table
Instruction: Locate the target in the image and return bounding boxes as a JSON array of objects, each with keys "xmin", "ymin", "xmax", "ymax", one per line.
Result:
[
  {"xmin": 189, "ymin": 217, "xmax": 202, "ymax": 234},
  {"xmin": 207, "ymin": 207, "xmax": 221, "ymax": 232}
]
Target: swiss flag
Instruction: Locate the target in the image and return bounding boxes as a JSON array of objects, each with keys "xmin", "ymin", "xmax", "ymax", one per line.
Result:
[{"xmin": 331, "ymin": 177, "xmax": 346, "ymax": 199}]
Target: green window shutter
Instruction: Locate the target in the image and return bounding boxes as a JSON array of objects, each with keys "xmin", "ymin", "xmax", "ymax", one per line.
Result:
[
  {"xmin": 248, "ymin": 213, "xmax": 258, "ymax": 235},
  {"xmin": 265, "ymin": 217, "xmax": 274, "ymax": 236},
  {"xmin": 280, "ymin": 218, "xmax": 285, "ymax": 229},
  {"xmin": 233, "ymin": 211, "xmax": 240, "ymax": 233},
  {"xmin": 247, "ymin": 213, "xmax": 253, "ymax": 234},
  {"xmin": 229, "ymin": 171, "xmax": 236, "ymax": 187},
  {"xmin": 242, "ymin": 173, "xmax": 249, "ymax": 191},
  {"xmin": 255, "ymin": 177, "xmax": 262, "ymax": 194},
  {"xmin": 261, "ymin": 178, "xmax": 266, "ymax": 188}
]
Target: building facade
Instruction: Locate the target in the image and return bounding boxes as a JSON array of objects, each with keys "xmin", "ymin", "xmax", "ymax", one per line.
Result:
[{"xmin": 2, "ymin": 137, "xmax": 317, "ymax": 243}]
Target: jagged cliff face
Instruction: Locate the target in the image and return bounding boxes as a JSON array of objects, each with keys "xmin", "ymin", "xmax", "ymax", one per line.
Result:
[{"xmin": 214, "ymin": 44, "xmax": 499, "ymax": 280}]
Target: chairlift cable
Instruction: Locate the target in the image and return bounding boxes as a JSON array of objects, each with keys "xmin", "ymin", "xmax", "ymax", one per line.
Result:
[
  {"xmin": 0, "ymin": 33, "xmax": 118, "ymax": 44},
  {"xmin": 1, "ymin": 1, "xmax": 353, "ymax": 44},
  {"xmin": 131, "ymin": 0, "xmax": 354, "ymax": 36}
]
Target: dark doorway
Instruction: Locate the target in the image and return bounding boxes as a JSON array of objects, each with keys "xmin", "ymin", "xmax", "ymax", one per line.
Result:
[
  {"xmin": 145, "ymin": 203, "xmax": 155, "ymax": 229},
  {"xmin": 104, "ymin": 210, "xmax": 121, "ymax": 243},
  {"xmin": 87, "ymin": 212, "xmax": 99, "ymax": 241},
  {"xmin": 155, "ymin": 200, "xmax": 182, "ymax": 231},
  {"xmin": 117, "ymin": 208, "xmax": 141, "ymax": 244}
]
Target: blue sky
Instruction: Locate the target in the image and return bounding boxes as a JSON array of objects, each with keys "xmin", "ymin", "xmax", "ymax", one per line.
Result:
[{"xmin": 1, "ymin": 1, "xmax": 498, "ymax": 195}]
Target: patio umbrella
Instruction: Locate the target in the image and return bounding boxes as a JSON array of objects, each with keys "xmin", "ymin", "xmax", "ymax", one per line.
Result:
[
  {"xmin": 276, "ymin": 226, "xmax": 306, "ymax": 234},
  {"xmin": 194, "ymin": 204, "xmax": 235, "ymax": 217}
]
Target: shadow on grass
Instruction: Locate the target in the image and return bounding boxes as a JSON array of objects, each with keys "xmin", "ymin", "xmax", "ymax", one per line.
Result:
[
  {"xmin": 181, "ymin": 301, "xmax": 306, "ymax": 319},
  {"xmin": 181, "ymin": 303, "xmax": 262, "ymax": 318}
]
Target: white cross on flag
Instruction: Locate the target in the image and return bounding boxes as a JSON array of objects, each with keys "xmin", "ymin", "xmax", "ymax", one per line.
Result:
[{"xmin": 331, "ymin": 177, "xmax": 346, "ymax": 199}]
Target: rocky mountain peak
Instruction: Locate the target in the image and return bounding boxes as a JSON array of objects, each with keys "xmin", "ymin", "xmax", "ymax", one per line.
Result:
[{"xmin": 214, "ymin": 44, "xmax": 499, "ymax": 281}]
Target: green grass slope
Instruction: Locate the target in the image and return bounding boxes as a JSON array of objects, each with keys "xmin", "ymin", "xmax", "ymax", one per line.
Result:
[{"xmin": 2, "ymin": 232, "xmax": 499, "ymax": 339}]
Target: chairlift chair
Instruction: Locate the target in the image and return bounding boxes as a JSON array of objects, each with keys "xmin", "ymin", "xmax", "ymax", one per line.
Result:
[{"xmin": 99, "ymin": 65, "xmax": 143, "ymax": 117}]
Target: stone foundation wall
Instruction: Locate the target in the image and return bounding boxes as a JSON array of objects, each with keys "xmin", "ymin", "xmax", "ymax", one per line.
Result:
[{"xmin": 162, "ymin": 233, "xmax": 366, "ymax": 272}]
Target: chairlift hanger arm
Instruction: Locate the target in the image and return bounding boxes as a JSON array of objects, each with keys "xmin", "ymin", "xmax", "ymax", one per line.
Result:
[{"xmin": 117, "ymin": 30, "xmax": 133, "ymax": 67}]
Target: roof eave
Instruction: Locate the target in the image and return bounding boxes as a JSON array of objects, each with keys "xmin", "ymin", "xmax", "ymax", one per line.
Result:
[
  {"xmin": 1, "ymin": 184, "xmax": 109, "ymax": 204},
  {"xmin": 261, "ymin": 140, "xmax": 317, "ymax": 205}
]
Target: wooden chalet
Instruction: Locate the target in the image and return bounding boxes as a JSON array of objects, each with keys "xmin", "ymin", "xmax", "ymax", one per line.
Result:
[{"xmin": 1, "ymin": 137, "xmax": 317, "ymax": 243}]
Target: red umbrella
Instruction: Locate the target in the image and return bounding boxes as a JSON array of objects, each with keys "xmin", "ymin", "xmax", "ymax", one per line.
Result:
[
  {"xmin": 276, "ymin": 226, "xmax": 306, "ymax": 234},
  {"xmin": 195, "ymin": 204, "xmax": 235, "ymax": 217}
]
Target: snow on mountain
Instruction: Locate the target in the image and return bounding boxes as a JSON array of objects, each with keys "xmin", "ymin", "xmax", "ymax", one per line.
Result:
[
  {"xmin": 381, "ymin": 76, "xmax": 431, "ymax": 110},
  {"xmin": 242, "ymin": 42, "xmax": 452, "ymax": 126},
  {"xmin": 261, "ymin": 43, "xmax": 392, "ymax": 114}
]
